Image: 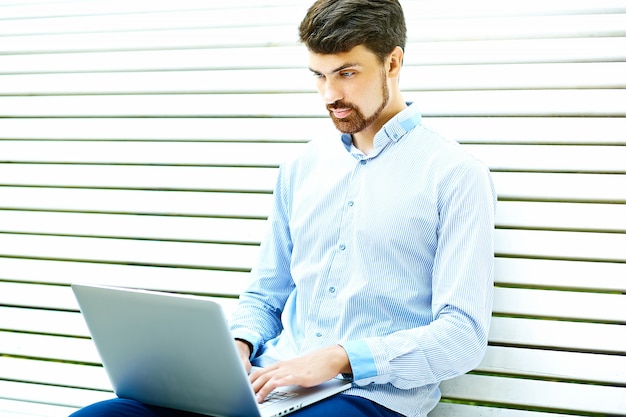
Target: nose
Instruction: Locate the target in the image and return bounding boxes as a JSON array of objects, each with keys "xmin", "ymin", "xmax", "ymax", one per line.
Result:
[{"xmin": 320, "ymin": 78, "xmax": 342, "ymax": 105}]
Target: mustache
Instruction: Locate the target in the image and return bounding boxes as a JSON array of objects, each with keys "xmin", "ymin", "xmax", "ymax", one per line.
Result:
[{"xmin": 326, "ymin": 100, "xmax": 355, "ymax": 111}]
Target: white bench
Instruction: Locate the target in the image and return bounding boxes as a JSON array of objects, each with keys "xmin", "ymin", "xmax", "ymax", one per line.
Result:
[{"xmin": 0, "ymin": 1, "xmax": 624, "ymax": 416}]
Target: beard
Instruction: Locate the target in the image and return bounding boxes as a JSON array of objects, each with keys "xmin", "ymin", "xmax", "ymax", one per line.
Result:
[{"xmin": 326, "ymin": 72, "xmax": 390, "ymax": 134}]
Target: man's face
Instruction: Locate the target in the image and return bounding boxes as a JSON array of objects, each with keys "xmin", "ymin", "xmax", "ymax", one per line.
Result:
[{"xmin": 308, "ymin": 45, "xmax": 389, "ymax": 134}]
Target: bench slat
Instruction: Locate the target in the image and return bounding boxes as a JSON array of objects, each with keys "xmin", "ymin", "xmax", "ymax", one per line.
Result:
[
  {"xmin": 0, "ymin": 0, "xmax": 299, "ymax": 19},
  {"xmin": 0, "ymin": 258, "xmax": 249, "ymax": 297},
  {"xmin": 0, "ymin": 233, "xmax": 260, "ymax": 272},
  {"xmin": 0, "ymin": 164, "xmax": 278, "ymax": 192},
  {"xmin": 477, "ymin": 346, "xmax": 626, "ymax": 384},
  {"xmin": 430, "ymin": 402, "xmax": 573, "ymax": 417},
  {"xmin": 492, "ymin": 172, "xmax": 626, "ymax": 202},
  {"xmin": 493, "ymin": 287, "xmax": 625, "ymax": 323},
  {"xmin": 0, "ymin": 141, "xmax": 305, "ymax": 167},
  {"xmin": 440, "ymin": 374, "xmax": 626, "ymax": 415},
  {"xmin": 405, "ymin": 13, "xmax": 626, "ymax": 41},
  {"xmin": 0, "ymin": 331, "xmax": 100, "ymax": 364},
  {"xmin": 0, "ymin": 281, "xmax": 241, "ymax": 314},
  {"xmin": 495, "ymin": 229, "xmax": 626, "ymax": 262},
  {"xmin": 0, "ymin": 25, "xmax": 299, "ymax": 54},
  {"xmin": 427, "ymin": 117, "xmax": 626, "ymax": 144},
  {"xmin": 0, "ymin": 297, "xmax": 239, "ymax": 338},
  {"xmin": 464, "ymin": 144, "xmax": 626, "ymax": 173},
  {"xmin": 0, "ymin": 357, "xmax": 110, "ymax": 391},
  {"xmin": 0, "ymin": 211, "xmax": 268, "ymax": 244},
  {"xmin": 412, "ymin": 90, "xmax": 626, "ymax": 117},
  {"xmin": 489, "ymin": 317, "xmax": 625, "ymax": 354},
  {"xmin": 0, "ymin": 306, "xmax": 87, "ymax": 336},
  {"xmin": 495, "ymin": 201, "xmax": 626, "ymax": 232},
  {"xmin": 403, "ymin": 62, "xmax": 626, "ymax": 90},
  {"xmin": 0, "ymin": 117, "xmax": 335, "ymax": 141},
  {"xmin": 0, "ymin": 46, "xmax": 308, "ymax": 74},
  {"xmin": 0, "ymin": 379, "xmax": 112, "ymax": 410},
  {"xmin": 0, "ymin": 6, "xmax": 305, "ymax": 37},
  {"xmin": 495, "ymin": 258, "xmax": 626, "ymax": 292},
  {"xmin": 405, "ymin": 36, "xmax": 626, "ymax": 66},
  {"xmin": 0, "ymin": 187, "xmax": 273, "ymax": 217}
]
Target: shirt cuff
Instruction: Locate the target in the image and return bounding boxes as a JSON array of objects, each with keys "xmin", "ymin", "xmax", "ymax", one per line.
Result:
[
  {"xmin": 230, "ymin": 329, "xmax": 262, "ymax": 358},
  {"xmin": 340, "ymin": 339, "xmax": 378, "ymax": 381}
]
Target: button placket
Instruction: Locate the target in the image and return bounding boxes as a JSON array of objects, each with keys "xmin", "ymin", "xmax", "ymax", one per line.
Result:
[{"xmin": 307, "ymin": 158, "xmax": 364, "ymax": 346}]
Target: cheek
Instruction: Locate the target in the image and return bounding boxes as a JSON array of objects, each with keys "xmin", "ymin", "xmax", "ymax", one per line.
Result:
[{"xmin": 355, "ymin": 80, "xmax": 385, "ymax": 111}]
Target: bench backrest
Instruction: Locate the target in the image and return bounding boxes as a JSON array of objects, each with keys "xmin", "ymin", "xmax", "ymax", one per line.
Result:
[{"xmin": 0, "ymin": 1, "xmax": 624, "ymax": 416}]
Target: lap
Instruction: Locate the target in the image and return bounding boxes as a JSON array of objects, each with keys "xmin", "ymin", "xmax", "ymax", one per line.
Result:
[
  {"xmin": 69, "ymin": 398, "xmax": 198, "ymax": 417},
  {"xmin": 70, "ymin": 395, "xmax": 402, "ymax": 417},
  {"xmin": 293, "ymin": 394, "xmax": 402, "ymax": 417}
]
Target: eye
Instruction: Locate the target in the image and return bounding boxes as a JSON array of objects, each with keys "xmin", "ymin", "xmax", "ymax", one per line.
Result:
[
  {"xmin": 311, "ymin": 72, "xmax": 325, "ymax": 79},
  {"xmin": 340, "ymin": 71, "xmax": 355, "ymax": 78}
]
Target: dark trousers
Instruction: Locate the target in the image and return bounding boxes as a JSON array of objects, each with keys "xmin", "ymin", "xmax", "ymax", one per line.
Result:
[{"xmin": 69, "ymin": 394, "xmax": 403, "ymax": 417}]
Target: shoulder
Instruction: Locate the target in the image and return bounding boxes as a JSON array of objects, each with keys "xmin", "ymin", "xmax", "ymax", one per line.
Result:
[
  {"xmin": 281, "ymin": 133, "xmax": 351, "ymax": 172},
  {"xmin": 408, "ymin": 123, "xmax": 487, "ymax": 173}
]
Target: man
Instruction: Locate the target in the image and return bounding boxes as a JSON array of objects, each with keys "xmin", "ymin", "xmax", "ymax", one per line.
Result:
[{"xmin": 71, "ymin": 0, "xmax": 496, "ymax": 416}]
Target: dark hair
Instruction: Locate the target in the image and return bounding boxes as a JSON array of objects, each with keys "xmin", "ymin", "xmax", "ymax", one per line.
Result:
[{"xmin": 298, "ymin": 0, "xmax": 406, "ymax": 62}]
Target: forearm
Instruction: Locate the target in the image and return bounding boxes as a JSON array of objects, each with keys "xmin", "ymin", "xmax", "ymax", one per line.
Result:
[
  {"xmin": 230, "ymin": 275, "xmax": 294, "ymax": 357},
  {"xmin": 341, "ymin": 303, "xmax": 490, "ymax": 389}
]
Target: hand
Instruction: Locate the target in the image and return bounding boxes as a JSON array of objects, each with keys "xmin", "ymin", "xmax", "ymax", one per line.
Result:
[
  {"xmin": 249, "ymin": 345, "xmax": 351, "ymax": 403},
  {"xmin": 235, "ymin": 340, "xmax": 252, "ymax": 374}
]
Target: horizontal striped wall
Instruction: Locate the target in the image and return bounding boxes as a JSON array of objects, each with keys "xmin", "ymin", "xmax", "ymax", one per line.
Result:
[{"xmin": 0, "ymin": 1, "xmax": 624, "ymax": 416}]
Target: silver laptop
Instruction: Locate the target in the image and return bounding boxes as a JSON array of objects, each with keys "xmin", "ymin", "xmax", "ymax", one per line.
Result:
[{"xmin": 72, "ymin": 283, "xmax": 351, "ymax": 417}]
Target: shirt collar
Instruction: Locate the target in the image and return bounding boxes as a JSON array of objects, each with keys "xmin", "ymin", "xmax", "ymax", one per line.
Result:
[{"xmin": 340, "ymin": 102, "xmax": 422, "ymax": 156}]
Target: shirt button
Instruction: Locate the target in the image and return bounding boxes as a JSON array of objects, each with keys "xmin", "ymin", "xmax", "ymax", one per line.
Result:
[
  {"xmin": 339, "ymin": 244, "xmax": 346, "ymax": 251},
  {"xmin": 315, "ymin": 332, "xmax": 322, "ymax": 337},
  {"xmin": 347, "ymin": 201, "xmax": 354, "ymax": 207},
  {"xmin": 360, "ymin": 160, "xmax": 367, "ymax": 165},
  {"xmin": 329, "ymin": 287, "xmax": 336, "ymax": 293}
]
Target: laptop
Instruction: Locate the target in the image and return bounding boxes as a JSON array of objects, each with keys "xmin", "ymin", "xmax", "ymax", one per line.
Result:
[{"xmin": 72, "ymin": 283, "xmax": 352, "ymax": 417}]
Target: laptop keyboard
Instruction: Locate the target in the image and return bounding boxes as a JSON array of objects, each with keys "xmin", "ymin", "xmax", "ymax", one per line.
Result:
[{"xmin": 258, "ymin": 391, "xmax": 298, "ymax": 408}]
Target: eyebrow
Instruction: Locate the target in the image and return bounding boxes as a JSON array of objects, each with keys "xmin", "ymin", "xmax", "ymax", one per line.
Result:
[{"xmin": 308, "ymin": 62, "xmax": 361, "ymax": 75}]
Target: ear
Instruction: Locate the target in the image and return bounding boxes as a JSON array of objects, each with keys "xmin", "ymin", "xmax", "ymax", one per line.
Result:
[{"xmin": 387, "ymin": 46, "xmax": 404, "ymax": 78}]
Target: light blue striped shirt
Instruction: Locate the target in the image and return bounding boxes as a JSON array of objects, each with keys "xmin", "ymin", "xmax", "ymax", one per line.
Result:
[{"xmin": 230, "ymin": 103, "xmax": 497, "ymax": 417}]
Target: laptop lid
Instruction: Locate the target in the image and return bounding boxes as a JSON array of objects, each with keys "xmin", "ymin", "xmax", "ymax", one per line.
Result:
[{"xmin": 72, "ymin": 284, "xmax": 351, "ymax": 417}]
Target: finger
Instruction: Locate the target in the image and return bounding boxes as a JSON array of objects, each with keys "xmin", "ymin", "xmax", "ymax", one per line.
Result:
[
  {"xmin": 255, "ymin": 373, "xmax": 291, "ymax": 403},
  {"xmin": 249, "ymin": 364, "xmax": 274, "ymax": 384},
  {"xmin": 250, "ymin": 368, "xmax": 274, "ymax": 393}
]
